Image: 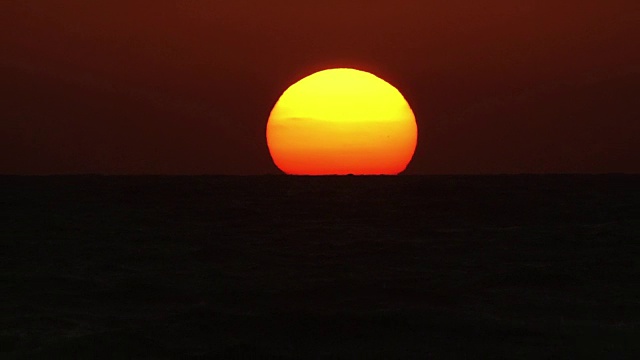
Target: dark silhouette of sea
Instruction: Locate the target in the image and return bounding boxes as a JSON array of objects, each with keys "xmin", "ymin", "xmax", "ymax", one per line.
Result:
[{"xmin": 2, "ymin": 175, "xmax": 639, "ymax": 358}]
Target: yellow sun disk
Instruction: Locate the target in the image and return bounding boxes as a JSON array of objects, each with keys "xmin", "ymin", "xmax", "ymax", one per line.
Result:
[{"xmin": 267, "ymin": 68, "xmax": 418, "ymax": 175}]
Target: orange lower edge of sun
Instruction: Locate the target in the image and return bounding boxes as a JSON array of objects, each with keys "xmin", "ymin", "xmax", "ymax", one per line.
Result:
[{"xmin": 267, "ymin": 68, "xmax": 418, "ymax": 175}]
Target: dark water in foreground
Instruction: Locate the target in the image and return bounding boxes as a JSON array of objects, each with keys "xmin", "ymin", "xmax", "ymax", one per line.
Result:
[{"xmin": 2, "ymin": 175, "xmax": 639, "ymax": 358}]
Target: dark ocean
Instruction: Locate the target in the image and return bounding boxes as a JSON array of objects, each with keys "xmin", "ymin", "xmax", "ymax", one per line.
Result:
[{"xmin": 2, "ymin": 175, "xmax": 639, "ymax": 358}]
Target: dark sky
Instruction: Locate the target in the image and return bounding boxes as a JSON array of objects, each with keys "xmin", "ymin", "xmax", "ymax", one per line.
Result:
[{"xmin": 2, "ymin": 1, "xmax": 638, "ymax": 174}]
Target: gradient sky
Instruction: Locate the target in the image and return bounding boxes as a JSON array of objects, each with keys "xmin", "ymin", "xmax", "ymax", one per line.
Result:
[{"xmin": 2, "ymin": 1, "xmax": 638, "ymax": 174}]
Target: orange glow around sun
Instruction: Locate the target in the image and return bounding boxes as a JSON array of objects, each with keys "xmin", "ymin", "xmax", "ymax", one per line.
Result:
[{"xmin": 266, "ymin": 68, "xmax": 418, "ymax": 175}]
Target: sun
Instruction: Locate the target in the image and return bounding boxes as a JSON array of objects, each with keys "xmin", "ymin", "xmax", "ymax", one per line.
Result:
[{"xmin": 266, "ymin": 68, "xmax": 418, "ymax": 175}]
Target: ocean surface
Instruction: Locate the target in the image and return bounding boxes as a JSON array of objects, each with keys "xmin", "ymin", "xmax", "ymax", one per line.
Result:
[{"xmin": 2, "ymin": 175, "xmax": 639, "ymax": 358}]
